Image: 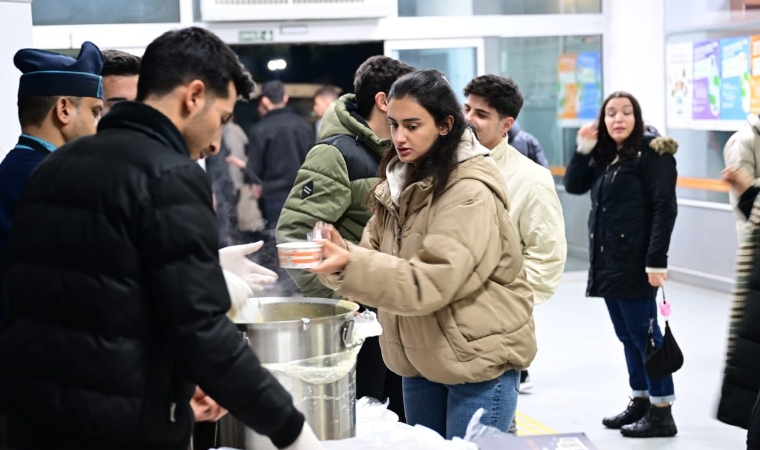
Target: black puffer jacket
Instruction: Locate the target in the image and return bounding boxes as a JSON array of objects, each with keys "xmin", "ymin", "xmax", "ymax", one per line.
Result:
[
  {"xmin": 0, "ymin": 102, "xmax": 304, "ymax": 450},
  {"xmin": 564, "ymin": 132, "xmax": 678, "ymax": 299},
  {"xmin": 244, "ymin": 107, "xmax": 314, "ymax": 202},
  {"xmin": 718, "ymin": 186, "xmax": 760, "ymax": 432}
]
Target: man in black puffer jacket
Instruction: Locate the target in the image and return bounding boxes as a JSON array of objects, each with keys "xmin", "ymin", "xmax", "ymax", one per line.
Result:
[{"xmin": 0, "ymin": 27, "xmax": 319, "ymax": 450}]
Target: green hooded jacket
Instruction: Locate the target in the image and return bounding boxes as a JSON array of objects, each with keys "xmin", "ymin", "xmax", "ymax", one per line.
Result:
[{"xmin": 275, "ymin": 94, "xmax": 389, "ymax": 298}]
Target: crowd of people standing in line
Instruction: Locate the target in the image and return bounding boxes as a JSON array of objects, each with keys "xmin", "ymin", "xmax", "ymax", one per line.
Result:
[{"xmin": 2, "ymin": 23, "xmax": 760, "ymax": 450}]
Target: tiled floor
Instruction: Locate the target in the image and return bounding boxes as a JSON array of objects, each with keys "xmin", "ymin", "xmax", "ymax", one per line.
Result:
[{"xmin": 515, "ymin": 262, "xmax": 748, "ymax": 449}]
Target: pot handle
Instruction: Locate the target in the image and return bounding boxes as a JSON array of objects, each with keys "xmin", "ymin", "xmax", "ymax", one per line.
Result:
[
  {"xmin": 341, "ymin": 320, "xmax": 362, "ymax": 349},
  {"xmin": 342, "ymin": 310, "xmax": 383, "ymax": 349},
  {"xmin": 239, "ymin": 330, "xmax": 250, "ymax": 347}
]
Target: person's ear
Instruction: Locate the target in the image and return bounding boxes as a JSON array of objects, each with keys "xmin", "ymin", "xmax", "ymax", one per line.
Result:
[
  {"xmin": 500, "ymin": 116, "xmax": 515, "ymax": 137},
  {"xmin": 375, "ymin": 92, "xmax": 388, "ymax": 113},
  {"xmin": 282, "ymin": 94, "xmax": 289, "ymax": 105},
  {"xmin": 438, "ymin": 116, "xmax": 454, "ymax": 136},
  {"xmin": 183, "ymin": 80, "xmax": 206, "ymax": 116},
  {"xmin": 54, "ymin": 97, "xmax": 76, "ymax": 126},
  {"xmin": 260, "ymin": 96, "xmax": 273, "ymax": 111}
]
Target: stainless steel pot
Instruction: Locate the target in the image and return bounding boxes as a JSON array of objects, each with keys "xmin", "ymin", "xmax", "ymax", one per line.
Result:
[{"xmin": 217, "ymin": 297, "xmax": 360, "ymax": 450}]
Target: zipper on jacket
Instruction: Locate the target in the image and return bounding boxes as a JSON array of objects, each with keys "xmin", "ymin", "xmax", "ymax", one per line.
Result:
[
  {"xmin": 167, "ymin": 358, "xmax": 180, "ymax": 424},
  {"xmin": 375, "ymin": 190, "xmax": 403, "ymax": 256},
  {"xmin": 396, "ymin": 223, "xmax": 402, "ymax": 254}
]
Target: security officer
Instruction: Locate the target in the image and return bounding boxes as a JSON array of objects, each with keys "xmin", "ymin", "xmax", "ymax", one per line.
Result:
[{"xmin": 0, "ymin": 42, "xmax": 104, "ymax": 322}]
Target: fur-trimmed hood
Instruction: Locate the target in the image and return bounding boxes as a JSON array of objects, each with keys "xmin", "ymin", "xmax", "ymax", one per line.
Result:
[
  {"xmin": 648, "ymin": 136, "xmax": 678, "ymax": 156},
  {"xmin": 576, "ymin": 131, "xmax": 679, "ymax": 156}
]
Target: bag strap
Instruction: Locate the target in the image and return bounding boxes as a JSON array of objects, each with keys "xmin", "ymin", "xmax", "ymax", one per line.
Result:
[{"xmin": 648, "ymin": 286, "xmax": 667, "ymax": 340}]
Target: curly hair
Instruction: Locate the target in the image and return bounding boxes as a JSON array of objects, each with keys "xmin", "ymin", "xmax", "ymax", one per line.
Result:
[
  {"xmin": 353, "ymin": 56, "xmax": 416, "ymax": 120},
  {"xmin": 371, "ymin": 69, "xmax": 466, "ymax": 208},
  {"xmin": 592, "ymin": 91, "xmax": 645, "ymax": 167},
  {"xmin": 463, "ymin": 74, "xmax": 524, "ymax": 119}
]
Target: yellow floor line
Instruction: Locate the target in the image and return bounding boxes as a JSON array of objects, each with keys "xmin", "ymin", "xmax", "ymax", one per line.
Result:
[
  {"xmin": 515, "ymin": 419, "xmax": 545, "ymax": 436},
  {"xmin": 515, "ymin": 410, "xmax": 558, "ymax": 435}
]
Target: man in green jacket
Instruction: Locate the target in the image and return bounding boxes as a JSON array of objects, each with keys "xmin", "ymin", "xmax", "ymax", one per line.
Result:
[{"xmin": 276, "ymin": 55, "xmax": 415, "ymax": 420}]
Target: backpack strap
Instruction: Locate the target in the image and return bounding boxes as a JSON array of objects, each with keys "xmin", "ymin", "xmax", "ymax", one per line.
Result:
[{"xmin": 317, "ymin": 134, "xmax": 382, "ymax": 181}]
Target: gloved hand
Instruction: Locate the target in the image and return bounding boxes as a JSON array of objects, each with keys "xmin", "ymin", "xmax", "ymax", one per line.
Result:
[
  {"xmin": 281, "ymin": 422, "xmax": 323, "ymax": 450},
  {"xmin": 223, "ymin": 268, "xmax": 254, "ymax": 322},
  {"xmin": 219, "ymin": 242, "xmax": 278, "ymax": 292}
]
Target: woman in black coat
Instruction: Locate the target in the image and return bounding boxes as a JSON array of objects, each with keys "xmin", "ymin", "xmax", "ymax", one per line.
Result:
[
  {"xmin": 564, "ymin": 91, "xmax": 679, "ymax": 438},
  {"xmin": 719, "ymin": 163, "xmax": 760, "ymax": 450}
]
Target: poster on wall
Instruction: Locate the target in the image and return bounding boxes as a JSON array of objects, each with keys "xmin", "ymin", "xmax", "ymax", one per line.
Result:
[
  {"xmin": 557, "ymin": 54, "xmax": 578, "ymax": 123},
  {"xmin": 719, "ymin": 36, "xmax": 751, "ymax": 122},
  {"xmin": 751, "ymin": 35, "xmax": 760, "ymax": 115},
  {"xmin": 666, "ymin": 42, "xmax": 693, "ymax": 129},
  {"xmin": 577, "ymin": 51, "xmax": 602, "ymax": 120},
  {"xmin": 692, "ymin": 40, "xmax": 722, "ymax": 124}
]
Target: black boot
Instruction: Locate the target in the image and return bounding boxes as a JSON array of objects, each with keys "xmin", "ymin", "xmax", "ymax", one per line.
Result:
[
  {"xmin": 621, "ymin": 405, "xmax": 678, "ymax": 438},
  {"xmin": 602, "ymin": 397, "xmax": 650, "ymax": 429}
]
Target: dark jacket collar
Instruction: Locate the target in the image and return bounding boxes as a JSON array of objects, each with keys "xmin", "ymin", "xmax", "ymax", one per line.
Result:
[
  {"xmin": 263, "ymin": 106, "xmax": 295, "ymax": 119},
  {"xmin": 99, "ymin": 101, "xmax": 189, "ymax": 157},
  {"xmin": 15, "ymin": 134, "xmax": 54, "ymax": 156}
]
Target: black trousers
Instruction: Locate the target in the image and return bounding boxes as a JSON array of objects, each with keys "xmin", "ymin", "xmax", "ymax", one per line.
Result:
[{"xmin": 356, "ymin": 336, "xmax": 406, "ymax": 422}]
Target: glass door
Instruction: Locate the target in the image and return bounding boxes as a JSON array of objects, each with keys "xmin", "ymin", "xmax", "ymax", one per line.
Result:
[{"xmin": 384, "ymin": 38, "xmax": 485, "ymax": 101}]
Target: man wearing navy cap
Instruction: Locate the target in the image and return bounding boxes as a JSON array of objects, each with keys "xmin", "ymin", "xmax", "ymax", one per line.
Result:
[{"xmin": 0, "ymin": 41, "xmax": 104, "ymax": 323}]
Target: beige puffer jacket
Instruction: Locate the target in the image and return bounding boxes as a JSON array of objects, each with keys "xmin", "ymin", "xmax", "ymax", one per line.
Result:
[
  {"xmin": 320, "ymin": 129, "xmax": 536, "ymax": 385},
  {"xmin": 490, "ymin": 137, "xmax": 566, "ymax": 304},
  {"xmin": 724, "ymin": 114, "xmax": 760, "ymax": 240}
]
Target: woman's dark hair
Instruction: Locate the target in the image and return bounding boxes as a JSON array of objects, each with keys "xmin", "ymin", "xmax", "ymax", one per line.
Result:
[
  {"xmin": 371, "ymin": 69, "xmax": 466, "ymax": 208},
  {"xmin": 592, "ymin": 91, "xmax": 645, "ymax": 166}
]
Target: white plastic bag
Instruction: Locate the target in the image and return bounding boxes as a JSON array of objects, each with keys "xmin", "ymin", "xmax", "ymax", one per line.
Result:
[
  {"xmin": 463, "ymin": 408, "xmax": 509, "ymax": 442},
  {"xmin": 323, "ymin": 397, "xmax": 477, "ymax": 450},
  {"xmin": 349, "ymin": 309, "xmax": 383, "ymax": 347},
  {"xmin": 261, "ymin": 310, "xmax": 382, "ymax": 385},
  {"xmin": 322, "ymin": 423, "xmax": 477, "ymax": 450}
]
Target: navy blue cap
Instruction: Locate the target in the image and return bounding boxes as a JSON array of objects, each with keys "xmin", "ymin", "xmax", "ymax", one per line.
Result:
[{"xmin": 15, "ymin": 41, "xmax": 104, "ymax": 100}]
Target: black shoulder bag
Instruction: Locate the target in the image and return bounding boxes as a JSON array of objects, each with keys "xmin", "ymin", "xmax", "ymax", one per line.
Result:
[{"xmin": 645, "ymin": 286, "xmax": 684, "ymax": 378}]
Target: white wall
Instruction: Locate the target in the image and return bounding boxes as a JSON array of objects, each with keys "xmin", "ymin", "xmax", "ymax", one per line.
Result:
[
  {"xmin": 602, "ymin": 0, "xmax": 666, "ymax": 132},
  {"xmin": 0, "ymin": 0, "xmax": 33, "ymax": 160}
]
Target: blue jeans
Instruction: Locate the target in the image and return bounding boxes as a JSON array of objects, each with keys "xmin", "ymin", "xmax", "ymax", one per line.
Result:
[
  {"xmin": 402, "ymin": 370, "xmax": 520, "ymax": 439},
  {"xmin": 604, "ymin": 298, "xmax": 676, "ymax": 404}
]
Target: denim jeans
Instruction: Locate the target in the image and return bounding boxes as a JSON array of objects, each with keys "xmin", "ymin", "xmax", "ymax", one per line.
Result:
[
  {"xmin": 402, "ymin": 370, "xmax": 520, "ymax": 439},
  {"xmin": 604, "ymin": 298, "xmax": 676, "ymax": 404}
]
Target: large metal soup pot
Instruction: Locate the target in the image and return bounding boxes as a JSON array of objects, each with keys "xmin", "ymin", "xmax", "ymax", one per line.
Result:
[{"xmin": 217, "ymin": 297, "xmax": 360, "ymax": 450}]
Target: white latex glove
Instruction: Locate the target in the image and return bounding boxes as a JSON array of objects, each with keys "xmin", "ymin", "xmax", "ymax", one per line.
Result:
[
  {"xmin": 219, "ymin": 242, "xmax": 278, "ymax": 292},
  {"xmin": 281, "ymin": 422, "xmax": 322, "ymax": 450},
  {"xmin": 223, "ymin": 268, "xmax": 253, "ymax": 321}
]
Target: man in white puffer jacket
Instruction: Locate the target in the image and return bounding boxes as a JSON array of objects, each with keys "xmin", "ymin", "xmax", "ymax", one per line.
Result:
[
  {"xmin": 463, "ymin": 75, "xmax": 567, "ymax": 402},
  {"xmin": 724, "ymin": 114, "xmax": 760, "ymax": 240}
]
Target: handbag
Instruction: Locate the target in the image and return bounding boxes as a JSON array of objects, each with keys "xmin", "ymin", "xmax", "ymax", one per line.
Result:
[{"xmin": 644, "ymin": 286, "xmax": 684, "ymax": 378}]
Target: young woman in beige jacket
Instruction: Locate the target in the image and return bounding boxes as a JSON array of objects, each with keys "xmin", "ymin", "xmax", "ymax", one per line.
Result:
[{"xmin": 309, "ymin": 69, "xmax": 536, "ymax": 439}]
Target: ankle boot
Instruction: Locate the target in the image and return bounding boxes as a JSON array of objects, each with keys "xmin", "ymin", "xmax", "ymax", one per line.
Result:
[
  {"xmin": 621, "ymin": 404, "xmax": 678, "ymax": 438},
  {"xmin": 602, "ymin": 397, "xmax": 650, "ymax": 429}
]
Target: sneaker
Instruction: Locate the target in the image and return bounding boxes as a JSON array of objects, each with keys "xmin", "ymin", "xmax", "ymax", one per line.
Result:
[
  {"xmin": 508, "ymin": 417, "xmax": 518, "ymax": 435},
  {"xmin": 519, "ymin": 372, "xmax": 533, "ymax": 393},
  {"xmin": 602, "ymin": 397, "xmax": 650, "ymax": 429}
]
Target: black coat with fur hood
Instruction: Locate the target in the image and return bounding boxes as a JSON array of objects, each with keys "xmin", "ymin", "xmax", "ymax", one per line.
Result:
[{"xmin": 564, "ymin": 131, "xmax": 678, "ymax": 299}]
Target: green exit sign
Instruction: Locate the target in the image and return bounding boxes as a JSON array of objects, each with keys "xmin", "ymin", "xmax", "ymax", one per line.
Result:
[{"xmin": 239, "ymin": 29, "xmax": 275, "ymax": 43}]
